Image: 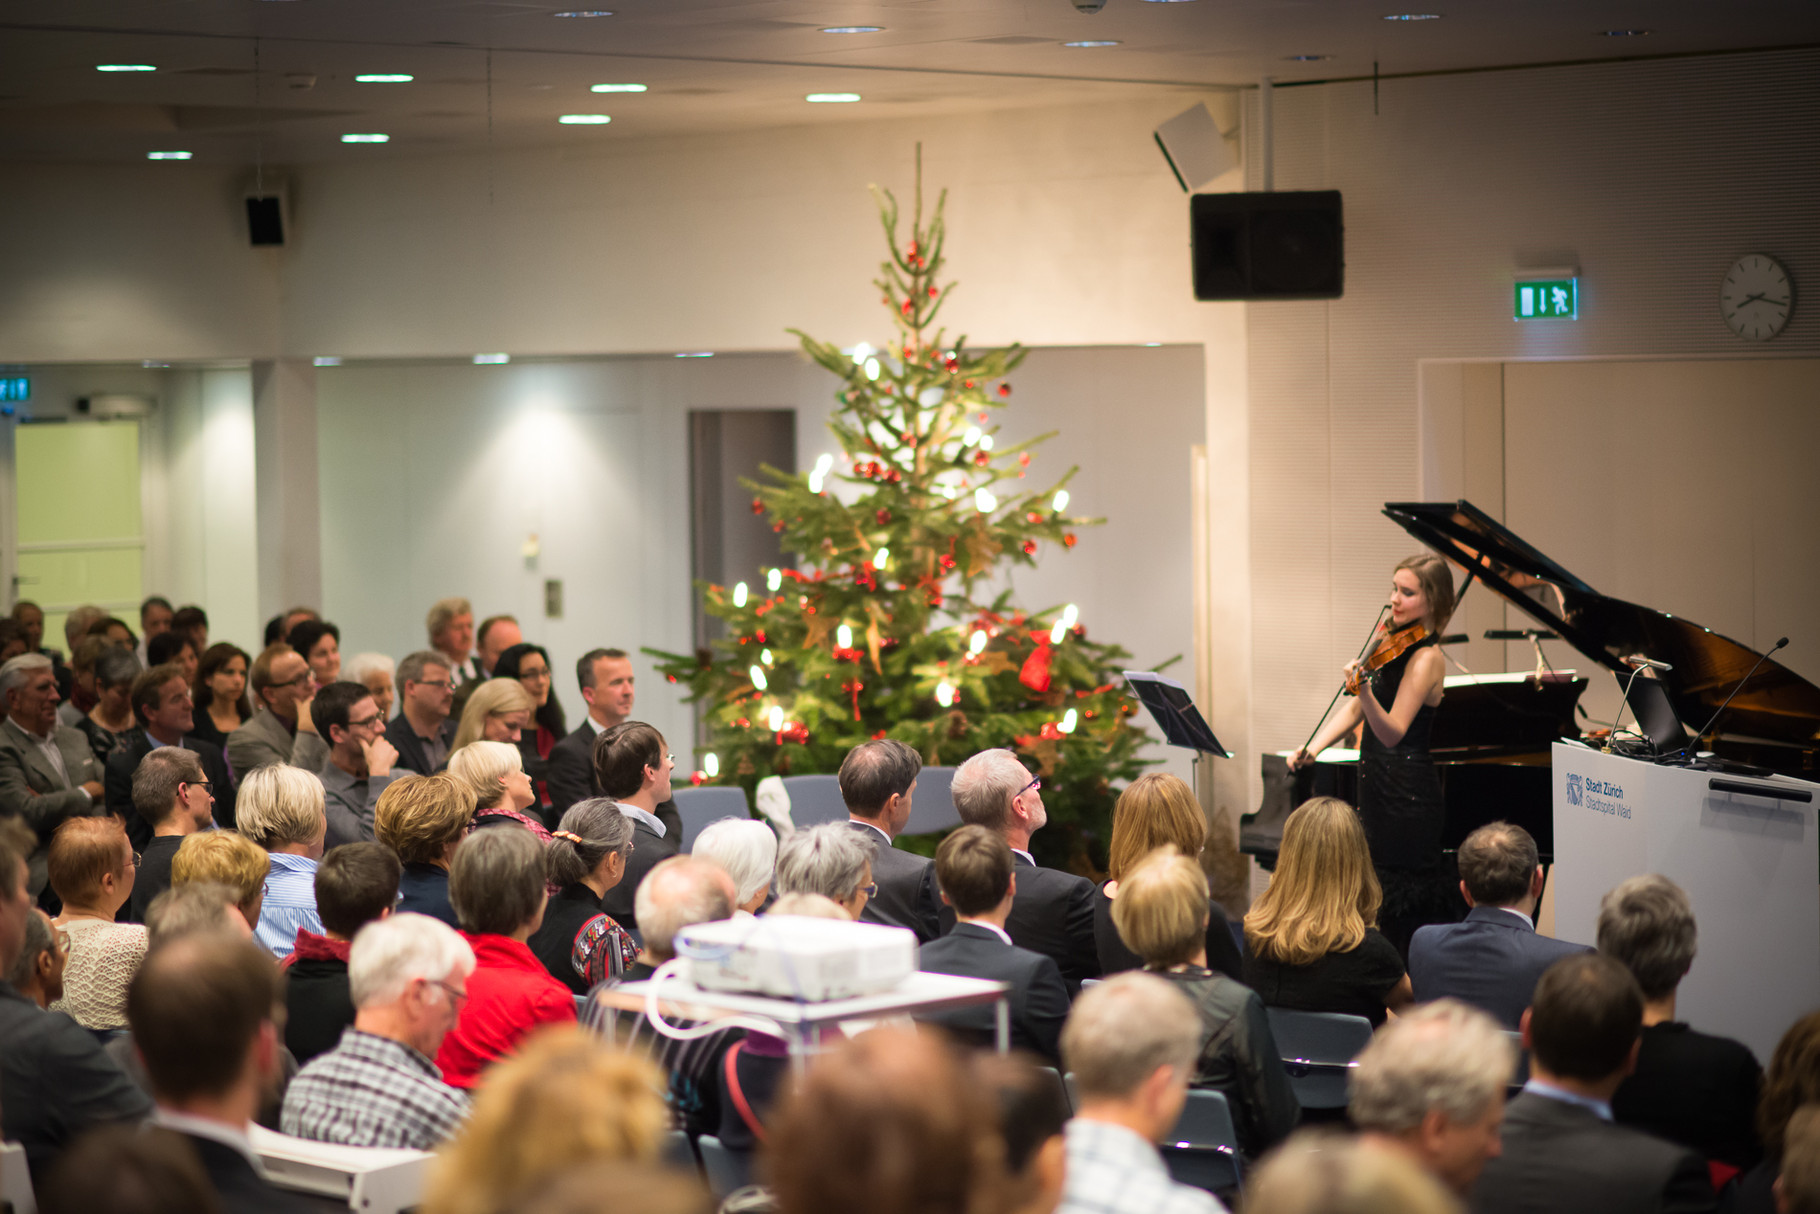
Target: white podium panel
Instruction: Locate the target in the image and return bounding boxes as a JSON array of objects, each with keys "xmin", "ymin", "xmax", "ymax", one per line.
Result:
[{"xmin": 1552, "ymin": 743, "xmax": 1820, "ymax": 1062}]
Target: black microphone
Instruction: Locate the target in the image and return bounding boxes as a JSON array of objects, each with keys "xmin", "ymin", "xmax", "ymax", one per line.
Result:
[
  {"xmin": 1483, "ymin": 629, "xmax": 1561, "ymax": 641},
  {"xmin": 1684, "ymin": 636, "xmax": 1790, "ymax": 755}
]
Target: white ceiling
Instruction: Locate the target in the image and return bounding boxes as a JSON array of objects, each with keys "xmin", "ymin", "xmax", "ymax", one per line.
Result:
[{"xmin": 1, "ymin": 0, "xmax": 1816, "ymax": 163}]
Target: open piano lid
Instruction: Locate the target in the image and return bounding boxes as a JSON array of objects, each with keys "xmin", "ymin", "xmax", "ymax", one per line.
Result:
[{"xmin": 1383, "ymin": 500, "xmax": 1820, "ymax": 768}]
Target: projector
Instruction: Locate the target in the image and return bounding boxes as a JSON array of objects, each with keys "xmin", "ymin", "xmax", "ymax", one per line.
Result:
[{"xmin": 675, "ymin": 915, "xmax": 917, "ymax": 1001}]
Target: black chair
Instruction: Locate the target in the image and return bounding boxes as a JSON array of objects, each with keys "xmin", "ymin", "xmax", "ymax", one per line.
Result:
[
  {"xmin": 1265, "ymin": 1008, "xmax": 1374, "ymax": 1109},
  {"xmin": 697, "ymin": 1134, "xmax": 754, "ymax": 1198},
  {"xmin": 1160, "ymin": 1088, "xmax": 1244, "ymax": 1199}
]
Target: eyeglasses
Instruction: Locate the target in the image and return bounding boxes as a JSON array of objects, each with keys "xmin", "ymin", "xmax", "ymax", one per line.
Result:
[
  {"xmin": 1017, "ymin": 775, "xmax": 1042, "ymax": 797},
  {"xmin": 182, "ymin": 778, "xmax": 211, "ymax": 792},
  {"xmin": 280, "ymin": 672, "xmax": 314, "ymax": 689},
  {"xmin": 433, "ymin": 980, "xmax": 469, "ymax": 1008},
  {"xmin": 519, "ymin": 668, "xmax": 551, "ymax": 682},
  {"xmin": 130, "ymin": 851, "xmax": 142, "ymax": 869},
  {"xmin": 858, "ymin": 883, "xmax": 878, "ymax": 899},
  {"xmin": 349, "ymin": 714, "xmax": 385, "ymax": 729},
  {"xmin": 414, "ymin": 679, "xmax": 454, "ymax": 691}
]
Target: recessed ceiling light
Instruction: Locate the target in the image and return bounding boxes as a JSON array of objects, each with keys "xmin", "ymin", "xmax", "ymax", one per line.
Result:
[
  {"xmin": 820, "ymin": 25, "xmax": 883, "ymax": 33},
  {"xmin": 1598, "ymin": 27, "xmax": 1651, "ymax": 35},
  {"xmin": 1285, "ymin": 53, "xmax": 1333, "ymax": 60},
  {"xmin": 1063, "ymin": 40, "xmax": 1121, "ymax": 47},
  {"xmin": 146, "ymin": 151, "xmax": 192, "ymax": 160},
  {"xmin": 1383, "ymin": 12, "xmax": 1442, "ymax": 18},
  {"xmin": 552, "ymin": 9, "xmax": 613, "ymax": 15},
  {"xmin": 355, "ymin": 74, "xmax": 414, "ymax": 83},
  {"xmin": 97, "ymin": 64, "xmax": 157, "ymax": 72},
  {"xmin": 313, "ymin": 356, "xmax": 342, "ymax": 367},
  {"xmin": 591, "ymin": 83, "xmax": 647, "ymax": 93},
  {"xmin": 675, "ymin": 352, "xmax": 714, "ymax": 358},
  {"xmin": 558, "ymin": 114, "xmax": 611, "ymax": 124},
  {"xmin": 806, "ymin": 93, "xmax": 862, "ymax": 103},
  {"xmin": 341, "ymin": 133, "xmax": 390, "ymax": 143},
  {"xmin": 142, "ymin": 361, "xmax": 170, "ymax": 368},
  {"xmin": 473, "ymin": 353, "xmax": 510, "ymax": 365}
]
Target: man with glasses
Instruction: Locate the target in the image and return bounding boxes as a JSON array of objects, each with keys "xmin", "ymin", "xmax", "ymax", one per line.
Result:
[
  {"xmin": 105, "ymin": 663, "xmax": 236, "ymax": 855},
  {"xmin": 0, "ymin": 653, "xmax": 107, "ymax": 901},
  {"xmin": 313, "ymin": 682, "xmax": 400, "ymax": 847},
  {"xmin": 228, "ymin": 643, "xmax": 330, "ymax": 779},
  {"xmin": 125, "ymin": 747, "xmax": 217, "ymax": 922},
  {"xmin": 950, "ymin": 748, "xmax": 1103, "ymax": 992},
  {"xmin": 386, "ymin": 651, "xmax": 458, "ymax": 775}
]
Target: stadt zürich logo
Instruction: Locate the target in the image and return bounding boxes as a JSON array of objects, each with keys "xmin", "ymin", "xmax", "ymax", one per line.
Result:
[{"xmin": 1565, "ymin": 772, "xmax": 1584, "ymax": 806}]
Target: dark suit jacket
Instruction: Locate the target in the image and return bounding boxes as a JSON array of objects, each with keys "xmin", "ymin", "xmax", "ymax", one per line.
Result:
[
  {"xmin": 179, "ymin": 1130, "xmax": 319, "ymax": 1214},
  {"xmin": 600, "ymin": 816, "xmax": 679, "ymax": 932},
  {"xmin": 942, "ymin": 852, "xmax": 1100, "ymax": 992},
  {"xmin": 0, "ymin": 717, "xmax": 108, "ymax": 896},
  {"xmin": 917, "ymin": 923, "xmax": 1068, "ymax": 1061},
  {"xmin": 845, "ymin": 820, "xmax": 941, "ymax": 943},
  {"xmin": 105, "ymin": 730, "xmax": 237, "ymax": 848},
  {"xmin": 1470, "ymin": 1090, "xmax": 1718, "ymax": 1214},
  {"xmin": 1409, "ymin": 905, "xmax": 1590, "ymax": 1029},
  {"xmin": 543, "ymin": 722, "xmax": 682, "ymax": 836},
  {"xmin": 384, "ymin": 713, "xmax": 456, "ymax": 776}
]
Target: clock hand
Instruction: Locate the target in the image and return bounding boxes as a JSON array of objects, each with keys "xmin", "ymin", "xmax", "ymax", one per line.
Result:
[{"xmin": 1734, "ymin": 292, "xmax": 1767, "ymax": 307}]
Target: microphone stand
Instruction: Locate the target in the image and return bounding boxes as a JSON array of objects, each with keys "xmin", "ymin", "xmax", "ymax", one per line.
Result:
[{"xmin": 1664, "ymin": 637, "xmax": 1789, "ymax": 766}]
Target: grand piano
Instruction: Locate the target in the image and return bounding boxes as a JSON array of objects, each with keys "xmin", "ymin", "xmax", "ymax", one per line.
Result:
[{"xmin": 1243, "ymin": 499, "xmax": 1820, "ymax": 866}]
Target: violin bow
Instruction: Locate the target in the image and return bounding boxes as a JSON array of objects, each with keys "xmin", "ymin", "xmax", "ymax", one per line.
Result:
[{"xmin": 1298, "ymin": 605, "xmax": 1391, "ymax": 759}]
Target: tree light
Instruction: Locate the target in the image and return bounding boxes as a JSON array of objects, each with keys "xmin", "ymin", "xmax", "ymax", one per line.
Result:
[
  {"xmin": 1060, "ymin": 708, "xmax": 1079, "ymax": 734},
  {"xmin": 808, "ymin": 452, "xmax": 834, "ymax": 493},
  {"xmin": 969, "ymin": 629, "xmax": 988, "ymax": 655},
  {"xmin": 963, "ymin": 426, "xmax": 981, "ymax": 446},
  {"xmin": 874, "ymin": 546, "xmax": 889, "ymax": 569},
  {"xmin": 865, "ymin": 357, "xmax": 881, "ymax": 381},
  {"xmin": 1053, "ymin": 489, "xmax": 1070, "ymax": 512},
  {"xmin": 979, "ymin": 434, "xmax": 994, "ymax": 451},
  {"xmin": 732, "ymin": 582, "xmax": 748, "ymax": 608},
  {"xmin": 1061, "ymin": 603, "xmax": 1079, "ymax": 628},
  {"xmin": 703, "ymin": 752, "xmax": 720, "ymax": 778},
  {"xmin": 767, "ymin": 705, "xmax": 784, "ymax": 731},
  {"xmin": 761, "ymin": 648, "xmax": 774, "ymax": 666},
  {"xmin": 837, "ymin": 624, "xmax": 854, "ymax": 650},
  {"xmin": 1050, "ymin": 619, "xmax": 1067, "ymax": 644},
  {"xmin": 974, "ymin": 488, "xmax": 998, "ymax": 513},
  {"xmin": 935, "ymin": 680, "xmax": 956, "ymax": 707},
  {"xmin": 749, "ymin": 665, "xmax": 768, "ymax": 691},
  {"xmin": 767, "ymin": 567, "xmax": 783, "ymax": 592}
]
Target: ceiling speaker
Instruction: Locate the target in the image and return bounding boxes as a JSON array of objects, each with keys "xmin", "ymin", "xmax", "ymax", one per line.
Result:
[
  {"xmin": 1190, "ymin": 190, "xmax": 1344, "ymax": 301},
  {"xmin": 1154, "ymin": 102, "xmax": 1236, "ymax": 193}
]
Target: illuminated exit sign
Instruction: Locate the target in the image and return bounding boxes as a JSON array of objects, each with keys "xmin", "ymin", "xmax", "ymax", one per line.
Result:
[
  {"xmin": 0, "ymin": 377, "xmax": 28, "ymax": 402},
  {"xmin": 1515, "ymin": 278, "xmax": 1577, "ymax": 320}
]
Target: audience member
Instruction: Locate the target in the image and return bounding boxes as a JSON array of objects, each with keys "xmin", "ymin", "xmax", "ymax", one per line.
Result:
[
  {"xmin": 917, "ymin": 824, "xmax": 1069, "ymax": 1061},
  {"xmin": 1473, "ymin": 952, "xmax": 1716, "ymax": 1214},
  {"xmin": 691, "ymin": 817, "xmax": 777, "ymax": 913},
  {"xmin": 78, "ymin": 644, "xmax": 143, "ymax": 764},
  {"xmin": 58, "ymin": 634, "xmax": 110, "ymax": 728},
  {"xmin": 144, "ymin": 881, "xmax": 254, "ymax": 943},
  {"xmin": 1243, "ymin": 797, "xmax": 1412, "ymax": 1026},
  {"xmin": 1409, "ymin": 821, "xmax": 1587, "ymax": 1029},
  {"xmin": 492, "ymin": 642, "xmax": 563, "ymax": 804},
  {"xmin": 529, "ymin": 799, "xmax": 639, "ymax": 992},
  {"xmin": 424, "ymin": 1027, "xmax": 668, "ymax": 1214},
  {"xmin": 437, "ymin": 826, "xmax": 575, "ymax": 1087},
  {"xmin": 951, "ymin": 747, "xmax": 1101, "ymax": 991},
  {"xmin": 12, "ymin": 598, "xmax": 54, "ymax": 660},
  {"xmin": 6, "ymin": 905, "xmax": 66, "ymax": 1007},
  {"xmin": 0, "ymin": 653, "xmax": 107, "ymax": 898},
  {"xmin": 775, "ymin": 821, "xmax": 876, "ymax": 918},
  {"xmin": 428, "ymin": 597, "xmax": 482, "ymax": 685},
  {"xmin": 768, "ymin": 1028, "xmax": 1008, "ymax": 1214},
  {"xmin": 378, "ymin": 773, "xmax": 477, "ymax": 927},
  {"xmin": 388, "ymin": 650, "xmax": 459, "ymax": 774},
  {"xmin": 0, "ymin": 821, "xmax": 153, "ymax": 1182},
  {"xmin": 1599, "ymin": 873, "xmax": 1763, "ymax": 1169},
  {"xmin": 172, "ymin": 604, "xmax": 209, "ymax": 651},
  {"xmin": 838, "ymin": 737, "xmax": 941, "ymax": 941},
  {"xmin": 767, "ymin": 891, "xmax": 846, "ymax": 918},
  {"xmin": 1780, "ymin": 1106, "xmax": 1820, "ymax": 1214},
  {"xmin": 36, "ymin": 1124, "xmax": 223, "ymax": 1214},
  {"xmin": 1056, "ymin": 972, "xmax": 1223, "ymax": 1214},
  {"xmin": 89, "ymin": 615, "xmax": 138, "ymax": 648},
  {"xmin": 236, "ymin": 764, "xmax": 328, "ymax": 957},
  {"xmin": 475, "ymin": 615, "xmax": 524, "ymax": 679},
  {"xmin": 1245, "ymin": 1129, "xmax": 1463, "ymax": 1214},
  {"xmin": 978, "ymin": 1051, "xmax": 1072, "ymax": 1214},
  {"xmin": 106, "ymin": 661, "xmax": 236, "ymax": 847},
  {"xmin": 127, "ymin": 748, "xmax": 216, "ymax": 920},
  {"xmin": 1096, "ymin": 772, "xmax": 1243, "ymax": 982},
  {"xmin": 147, "ymin": 629, "xmax": 199, "ymax": 683},
  {"xmin": 47, "ymin": 815, "xmax": 147, "ymax": 1030},
  {"xmin": 1114, "ymin": 847, "xmax": 1297, "ymax": 1156},
  {"xmin": 313, "ymin": 679, "xmax": 401, "ymax": 845},
  {"xmin": 283, "ymin": 911, "xmax": 475, "ymax": 1148},
  {"xmin": 595, "ymin": 721, "xmax": 681, "ymax": 930},
  {"xmin": 0, "ymin": 618, "xmax": 28, "ymax": 664},
  {"xmin": 264, "ymin": 606, "xmax": 319, "ymax": 649},
  {"xmin": 500, "ymin": 1160, "xmax": 712, "ymax": 1214},
  {"xmin": 1729, "ymin": 1013, "xmax": 1820, "ymax": 1214},
  {"xmin": 451, "ymin": 676, "xmax": 536, "ymax": 754},
  {"xmin": 128, "ymin": 930, "xmax": 316, "ymax": 1214},
  {"xmin": 288, "ymin": 618, "xmax": 342, "ymax": 690},
  {"xmin": 227, "ymin": 643, "xmax": 329, "ymax": 776},
  {"xmin": 139, "ymin": 596, "xmax": 175, "ymax": 650},
  {"xmin": 345, "ymin": 651, "xmax": 397, "ymax": 719},
  {"xmin": 547, "ymin": 648, "xmax": 640, "ymax": 818},
  {"xmin": 286, "ymin": 841, "xmax": 402, "ymax": 1063},
  {"xmin": 625, "ymin": 854, "xmax": 737, "ymax": 979},
  {"xmin": 451, "ymin": 738, "xmax": 550, "ymax": 836},
  {"xmin": 190, "ymin": 642, "xmax": 253, "ymax": 753},
  {"xmin": 1349, "ymin": 999, "xmax": 1515, "ymax": 1196},
  {"xmin": 171, "ymin": 829, "xmax": 270, "ymax": 929}
]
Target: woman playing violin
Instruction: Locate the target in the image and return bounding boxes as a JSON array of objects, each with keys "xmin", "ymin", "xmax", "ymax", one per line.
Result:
[{"xmin": 1291, "ymin": 552, "xmax": 1456, "ymax": 955}]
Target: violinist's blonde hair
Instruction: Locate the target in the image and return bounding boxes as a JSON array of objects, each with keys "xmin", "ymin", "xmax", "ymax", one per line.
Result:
[
  {"xmin": 1395, "ymin": 553, "xmax": 1456, "ymax": 634},
  {"xmin": 1244, "ymin": 797, "xmax": 1381, "ymax": 966}
]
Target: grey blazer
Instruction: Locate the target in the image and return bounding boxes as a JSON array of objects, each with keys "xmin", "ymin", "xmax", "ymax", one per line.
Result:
[
  {"xmin": 0, "ymin": 717, "xmax": 107, "ymax": 894},
  {"xmin": 226, "ymin": 707, "xmax": 329, "ymax": 783}
]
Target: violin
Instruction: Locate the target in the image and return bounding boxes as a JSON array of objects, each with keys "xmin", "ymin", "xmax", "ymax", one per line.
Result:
[{"xmin": 1344, "ymin": 621, "xmax": 1430, "ymax": 696}]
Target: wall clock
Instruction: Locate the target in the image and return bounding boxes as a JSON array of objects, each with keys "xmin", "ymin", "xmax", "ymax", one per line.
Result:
[{"xmin": 1720, "ymin": 254, "xmax": 1793, "ymax": 341}]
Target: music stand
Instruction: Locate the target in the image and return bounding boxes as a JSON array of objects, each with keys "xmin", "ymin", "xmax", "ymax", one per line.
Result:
[{"xmin": 1122, "ymin": 670, "xmax": 1231, "ymax": 756}]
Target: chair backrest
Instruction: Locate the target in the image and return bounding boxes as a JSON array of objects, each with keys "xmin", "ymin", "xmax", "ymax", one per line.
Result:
[
  {"xmin": 1161, "ymin": 1089, "xmax": 1244, "ymax": 1196},
  {"xmin": 670, "ymin": 785, "xmax": 753, "ymax": 852},
  {"xmin": 779, "ymin": 774, "xmax": 848, "ymax": 828},
  {"xmin": 1, "ymin": 1141, "xmax": 36, "ymax": 1214},
  {"xmin": 1265, "ymin": 1008, "xmax": 1375, "ymax": 1109},
  {"xmin": 1039, "ymin": 1065, "xmax": 1071, "ymax": 1114},
  {"xmin": 902, "ymin": 766, "xmax": 962, "ymax": 835},
  {"xmin": 1505, "ymin": 1029, "xmax": 1530, "ymax": 1090},
  {"xmin": 695, "ymin": 1134, "xmax": 754, "ymax": 1199}
]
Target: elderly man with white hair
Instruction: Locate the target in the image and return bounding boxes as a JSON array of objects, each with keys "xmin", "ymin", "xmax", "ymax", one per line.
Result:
[
  {"xmin": 0, "ymin": 653, "xmax": 107, "ymax": 897},
  {"xmin": 691, "ymin": 817, "xmax": 778, "ymax": 914},
  {"xmin": 774, "ymin": 821, "xmax": 875, "ymax": 921},
  {"xmin": 281, "ymin": 912, "xmax": 475, "ymax": 1149},
  {"xmin": 950, "ymin": 747, "xmax": 1100, "ymax": 990},
  {"xmin": 1348, "ymin": 997, "xmax": 1517, "ymax": 1196}
]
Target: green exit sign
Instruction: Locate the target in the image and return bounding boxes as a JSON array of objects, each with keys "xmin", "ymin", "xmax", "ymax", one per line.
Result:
[
  {"xmin": 1515, "ymin": 279, "xmax": 1577, "ymax": 320},
  {"xmin": 0, "ymin": 377, "xmax": 28, "ymax": 402}
]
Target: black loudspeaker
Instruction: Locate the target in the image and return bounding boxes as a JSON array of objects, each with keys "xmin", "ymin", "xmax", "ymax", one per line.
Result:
[
  {"xmin": 245, "ymin": 195, "xmax": 285, "ymax": 246},
  {"xmin": 1190, "ymin": 190, "xmax": 1343, "ymax": 300}
]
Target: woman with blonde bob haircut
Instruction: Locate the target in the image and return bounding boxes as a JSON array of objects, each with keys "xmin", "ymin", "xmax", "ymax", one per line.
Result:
[
  {"xmin": 1095, "ymin": 773, "xmax": 1243, "ymax": 981},
  {"xmin": 1113, "ymin": 848, "xmax": 1299, "ymax": 1158},
  {"xmin": 449, "ymin": 678, "xmax": 535, "ymax": 755},
  {"xmin": 447, "ymin": 740, "xmax": 548, "ymax": 837},
  {"xmin": 171, "ymin": 829, "xmax": 271, "ymax": 929},
  {"xmin": 422, "ymin": 1025, "xmax": 669, "ymax": 1214},
  {"xmin": 1242, "ymin": 797, "xmax": 1411, "ymax": 1026}
]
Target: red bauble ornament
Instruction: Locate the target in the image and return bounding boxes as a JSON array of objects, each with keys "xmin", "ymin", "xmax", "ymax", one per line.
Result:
[
  {"xmin": 736, "ymin": 717, "xmax": 750, "ymax": 729},
  {"xmin": 940, "ymin": 554, "xmax": 957, "ymax": 571},
  {"xmin": 928, "ymin": 286, "xmax": 939, "ymax": 297},
  {"xmin": 755, "ymin": 630, "xmax": 767, "ymax": 644},
  {"xmin": 690, "ymin": 772, "xmax": 705, "ymax": 786},
  {"xmin": 903, "ymin": 345, "xmax": 914, "ymax": 358},
  {"xmin": 978, "ymin": 412, "xmax": 989, "ymax": 422},
  {"xmin": 945, "ymin": 357, "xmax": 959, "ymax": 372},
  {"xmin": 666, "ymin": 674, "xmax": 678, "ymax": 683},
  {"xmin": 901, "ymin": 299, "xmax": 915, "ymax": 315},
  {"xmin": 1039, "ymin": 721, "xmax": 1065, "ymax": 740},
  {"xmin": 1025, "ymin": 511, "xmax": 1042, "ymax": 524},
  {"xmin": 973, "ymin": 451, "xmax": 990, "ymax": 467},
  {"xmin": 963, "ymin": 380, "xmax": 975, "ymax": 389},
  {"xmin": 1022, "ymin": 540, "xmax": 1038, "ymax": 556},
  {"xmin": 1018, "ymin": 452, "xmax": 1031, "ymax": 467},
  {"xmin": 750, "ymin": 497, "xmax": 765, "ymax": 515},
  {"xmin": 998, "ymin": 383, "xmax": 1012, "ymax": 397},
  {"xmin": 908, "ymin": 241, "xmax": 919, "ymax": 256},
  {"xmin": 876, "ymin": 507, "xmax": 892, "ymax": 525},
  {"xmin": 1020, "ymin": 643, "xmax": 1054, "ymax": 693},
  {"xmin": 773, "ymin": 521, "xmax": 786, "ymax": 533},
  {"xmin": 1063, "ymin": 533, "xmax": 1078, "ymax": 548}
]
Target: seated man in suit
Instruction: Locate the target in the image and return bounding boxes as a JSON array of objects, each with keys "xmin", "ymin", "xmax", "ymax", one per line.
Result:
[
  {"xmin": 107, "ymin": 663, "xmax": 236, "ymax": 849},
  {"xmin": 594, "ymin": 721, "xmax": 680, "ymax": 932},
  {"xmin": 949, "ymin": 748, "xmax": 1100, "ymax": 991},
  {"xmin": 1601, "ymin": 874, "xmax": 1763, "ymax": 1170},
  {"xmin": 1471, "ymin": 952, "xmax": 1717, "ymax": 1214},
  {"xmin": 546, "ymin": 649, "xmax": 680, "ymax": 836},
  {"xmin": 226, "ymin": 644, "xmax": 329, "ymax": 779},
  {"xmin": 1409, "ymin": 821, "xmax": 1588, "ymax": 1028},
  {"xmin": 1351, "ymin": 998, "xmax": 1517, "ymax": 1196},
  {"xmin": 839, "ymin": 737, "xmax": 941, "ymax": 942},
  {"xmin": 385, "ymin": 651, "xmax": 458, "ymax": 776},
  {"xmin": 0, "ymin": 653, "xmax": 106, "ymax": 901},
  {"xmin": 917, "ymin": 825, "xmax": 1068, "ymax": 1060}
]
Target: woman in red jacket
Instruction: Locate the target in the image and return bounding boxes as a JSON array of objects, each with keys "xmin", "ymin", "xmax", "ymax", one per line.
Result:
[{"xmin": 436, "ymin": 825, "xmax": 575, "ymax": 1088}]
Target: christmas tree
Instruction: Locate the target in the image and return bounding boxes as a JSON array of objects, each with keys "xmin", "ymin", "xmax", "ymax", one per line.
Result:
[{"xmin": 649, "ymin": 151, "xmax": 1161, "ymax": 871}]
